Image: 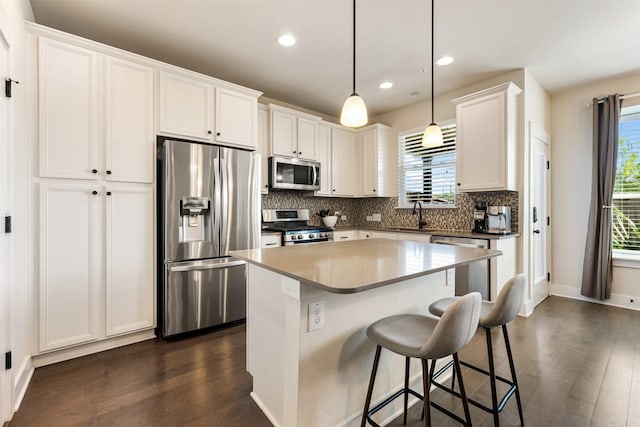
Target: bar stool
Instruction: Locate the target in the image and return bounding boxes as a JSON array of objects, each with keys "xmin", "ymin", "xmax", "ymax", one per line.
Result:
[
  {"xmin": 361, "ymin": 292, "xmax": 482, "ymax": 427},
  {"xmin": 428, "ymin": 274, "xmax": 526, "ymax": 427}
]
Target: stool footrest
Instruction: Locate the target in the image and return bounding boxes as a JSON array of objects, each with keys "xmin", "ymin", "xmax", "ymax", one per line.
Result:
[
  {"xmin": 431, "ymin": 359, "xmax": 519, "ymax": 415},
  {"xmin": 365, "ymin": 387, "xmax": 423, "ymax": 427}
]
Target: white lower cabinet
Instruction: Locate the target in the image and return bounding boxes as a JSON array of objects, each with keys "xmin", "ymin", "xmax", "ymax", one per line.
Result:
[
  {"xmin": 38, "ymin": 182, "xmax": 154, "ymax": 352},
  {"xmin": 105, "ymin": 185, "xmax": 154, "ymax": 336},
  {"xmin": 397, "ymin": 232, "xmax": 432, "ymax": 243},
  {"xmin": 38, "ymin": 182, "xmax": 100, "ymax": 351}
]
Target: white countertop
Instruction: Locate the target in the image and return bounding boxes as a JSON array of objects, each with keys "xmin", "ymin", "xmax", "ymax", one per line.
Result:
[{"xmin": 231, "ymin": 238, "xmax": 501, "ymax": 293}]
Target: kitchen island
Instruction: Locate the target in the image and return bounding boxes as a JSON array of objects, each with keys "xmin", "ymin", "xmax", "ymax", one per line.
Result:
[{"xmin": 231, "ymin": 239, "xmax": 501, "ymax": 427}]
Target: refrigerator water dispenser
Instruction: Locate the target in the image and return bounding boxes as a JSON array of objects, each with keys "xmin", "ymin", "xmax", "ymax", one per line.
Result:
[{"xmin": 179, "ymin": 196, "xmax": 210, "ymax": 243}]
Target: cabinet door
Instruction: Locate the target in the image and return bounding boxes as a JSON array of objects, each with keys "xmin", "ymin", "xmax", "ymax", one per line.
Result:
[
  {"xmin": 215, "ymin": 87, "xmax": 257, "ymax": 149},
  {"xmin": 331, "ymin": 128, "xmax": 356, "ymax": 196},
  {"xmin": 257, "ymin": 107, "xmax": 270, "ymax": 194},
  {"xmin": 456, "ymin": 93, "xmax": 507, "ymax": 191},
  {"xmin": 398, "ymin": 233, "xmax": 432, "ymax": 243},
  {"xmin": 271, "ymin": 109, "xmax": 296, "ymax": 157},
  {"xmin": 158, "ymin": 71, "xmax": 213, "ymax": 140},
  {"xmin": 105, "ymin": 57, "xmax": 154, "ymax": 183},
  {"xmin": 39, "ymin": 182, "xmax": 100, "ymax": 351},
  {"xmin": 315, "ymin": 124, "xmax": 332, "ymax": 196},
  {"xmin": 39, "ymin": 38, "xmax": 99, "ymax": 179},
  {"xmin": 297, "ymin": 117, "xmax": 317, "ymax": 160},
  {"xmin": 105, "ymin": 185, "xmax": 154, "ymax": 336},
  {"xmin": 361, "ymin": 128, "xmax": 378, "ymax": 196}
]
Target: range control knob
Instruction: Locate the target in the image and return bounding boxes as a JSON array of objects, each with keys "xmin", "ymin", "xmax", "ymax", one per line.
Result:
[
  {"xmin": 296, "ymin": 235, "xmax": 303, "ymax": 240},
  {"xmin": 308, "ymin": 234, "xmax": 315, "ymax": 239}
]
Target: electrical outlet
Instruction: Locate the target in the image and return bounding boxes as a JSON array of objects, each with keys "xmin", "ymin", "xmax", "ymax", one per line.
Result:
[
  {"xmin": 366, "ymin": 215, "xmax": 373, "ymax": 221},
  {"xmin": 372, "ymin": 213, "xmax": 382, "ymax": 222},
  {"xmin": 341, "ymin": 215, "xmax": 347, "ymax": 221},
  {"xmin": 308, "ymin": 301, "xmax": 325, "ymax": 331}
]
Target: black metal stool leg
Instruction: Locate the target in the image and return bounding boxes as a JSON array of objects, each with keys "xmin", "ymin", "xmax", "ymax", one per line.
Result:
[
  {"xmin": 485, "ymin": 328, "xmax": 500, "ymax": 427},
  {"xmin": 421, "ymin": 359, "xmax": 432, "ymax": 427},
  {"xmin": 502, "ymin": 324, "xmax": 524, "ymax": 426},
  {"xmin": 453, "ymin": 353, "xmax": 472, "ymax": 427},
  {"xmin": 362, "ymin": 345, "xmax": 382, "ymax": 427},
  {"xmin": 404, "ymin": 357, "xmax": 410, "ymax": 425}
]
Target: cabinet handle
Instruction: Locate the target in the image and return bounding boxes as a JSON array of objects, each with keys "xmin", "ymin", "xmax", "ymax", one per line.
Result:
[
  {"xmin": 106, "ymin": 170, "xmax": 112, "ymax": 175},
  {"xmin": 92, "ymin": 169, "xmax": 98, "ymax": 174},
  {"xmin": 106, "ymin": 191, "xmax": 112, "ymax": 196},
  {"xmin": 207, "ymin": 130, "xmax": 212, "ymax": 134},
  {"xmin": 340, "ymin": 236, "xmax": 348, "ymax": 239},
  {"xmin": 92, "ymin": 190, "xmax": 98, "ymax": 195},
  {"xmin": 265, "ymin": 243, "xmax": 278, "ymax": 246}
]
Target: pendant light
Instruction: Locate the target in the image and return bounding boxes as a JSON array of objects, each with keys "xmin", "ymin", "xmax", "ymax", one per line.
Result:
[
  {"xmin": 340, "ymin": 0, "xmax": 368, "ymax": 128},
  {"xmin": 422, "ymin": 0, "xmax": 443, "ymax": 147}
]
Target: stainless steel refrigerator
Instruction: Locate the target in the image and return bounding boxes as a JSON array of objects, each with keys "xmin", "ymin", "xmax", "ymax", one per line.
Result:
[{"xmin": 157, "ymin": 137, "xmax": 260, "ymax": 337}]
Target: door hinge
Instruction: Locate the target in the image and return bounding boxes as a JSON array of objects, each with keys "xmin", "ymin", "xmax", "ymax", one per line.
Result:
[
  {"xmin": 5, "ymin": 78, "xmax": 19, "ymax": 98},
  {"xmin": 4, "ymin": 215, "xmax": 11, "ymax": 233},
  {"xmin": 547, "ymin": 272, "xmax": 551, "ymax": 282},
  {"xmin": 547, "ymin": 216, "xmax": 550, "ymax": 226},
  {"xmin": 5, "ymin": 351, "xmax": 11, "ymax": 370}
]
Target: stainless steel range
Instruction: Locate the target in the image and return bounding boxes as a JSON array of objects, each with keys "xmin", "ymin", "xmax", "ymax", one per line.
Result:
[{"xmin": 262, "ymin": 209, "xmax": 333, "ymax": 245}]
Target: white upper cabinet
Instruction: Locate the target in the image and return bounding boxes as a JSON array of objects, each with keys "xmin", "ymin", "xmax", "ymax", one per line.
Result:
[
  {"xmin": 105, "ymin": 57, "xmax": 154, "ymax": 183},
  {"xmin": 315, "ymin": 123, "xmax": 332, "ymax": 196},
  {"xmin": 38, "ymin": 38, "xmax": 99, "ymax": 180},
  {"xmin": 158, "ymin": 71, "xmax": 214, "ymax": 141},
  {"xmin": 269, "ymin": 104, "xmax": 320, "ymax": 161},
  {"xmin": 359, "ymin": 123, "xmax": 396, "ymax": 197},
  {"xmin": 257, "ymin": 105, "xmax": 270, "ymax": 194},
  {"xmin": 330, "ymin": 127, "xmax": 357, "ymax": 197},
  {"xmin": 215, "ymin": 87, "xmax": 257, "ymax": 149},
  {"xmin": 453, "ymin": 82, "xmax": 521, "ymax": 192}
]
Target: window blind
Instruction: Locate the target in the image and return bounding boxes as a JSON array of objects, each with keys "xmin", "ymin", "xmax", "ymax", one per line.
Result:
[
  {"xmin": 613, "ymin": 107, "xmax": 640, "ymax": 251},
  {"xmin": 398, "ymin": 124, "xmax": 456, "ymax": 207}
]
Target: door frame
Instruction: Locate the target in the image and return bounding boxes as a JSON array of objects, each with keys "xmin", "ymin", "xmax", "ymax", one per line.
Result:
[{"xmin": 529, "ymin": 122, "xmax": 551, "ymax": 307}]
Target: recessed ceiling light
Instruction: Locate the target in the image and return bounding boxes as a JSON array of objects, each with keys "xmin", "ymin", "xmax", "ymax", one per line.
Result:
[
  {"xmin": 379, "ymin": 81, "xmax": 393, "ymax": 89},
  {"xmin": 436, "ymin": 56, "xmax": 454, "ymax": 66},
  {"xmin": 278, "ymin": 34, "xmax": 296, "ymax": 47}
]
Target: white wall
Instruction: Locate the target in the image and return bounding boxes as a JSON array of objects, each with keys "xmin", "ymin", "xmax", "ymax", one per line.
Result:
[
  {"xmin": 0, "ymin": 0, "xmax": 35, "ymax": 421},
  {"xmin": 550, "ymin": 71, "xmax": 640, "ymax": 309}
]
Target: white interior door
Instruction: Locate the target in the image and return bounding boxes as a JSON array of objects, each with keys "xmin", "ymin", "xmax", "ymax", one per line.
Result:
[
  {"xmin": 531, "ymin": 124, "xmax": 551, "ymax": 306},
  {"xmin": 0, "ymin": 28, "xmax": 10, "ymax": 423}
]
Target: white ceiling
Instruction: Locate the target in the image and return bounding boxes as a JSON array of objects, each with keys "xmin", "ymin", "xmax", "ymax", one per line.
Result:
[{"xmin": 29, "ymin": 0, "xmax": 640, "ymax": 119}]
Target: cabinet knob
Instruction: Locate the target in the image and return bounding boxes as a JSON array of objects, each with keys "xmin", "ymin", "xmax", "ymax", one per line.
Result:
[
  {"xmin": 332, "ymin": 189, "xmax": 336, "ymax": 192},
  {"xmin": 264, "ymin": 184, "xmax": 268, "ymax": 188},
  {"xmin": 92, "ymin": 169, "xmax": 98, "ymax": 174},
  {"xmin": 92, "ymin": 190, "xmax": 98, "ymax": 195},
  {"xmin": 293, "ymin": 150, "xmax": 297, "ymax": 154},
  {"xmin": 298, "ymin": 151, "xmax": 302, "ymax": 155},
  {"xmin": 106, "ymin": 191, "xmax": 112, "ymax": 196},
  {"xmin": 457, "ymin": 182, "xmax": 461, "ymax": 186},
  {"xmin": 217, "ymin": 132, "xmax": 221, "ymax": 136},
  {"xmin": 373, "ymin": 189, "xmax": 376, "ymax": 192},
  {"xmin": 106, "ymin": 170, "xmax": 112, "ymax": 175},
  {"xmin": 207, "ymin": 130, "xmax": 212, "ymax": 134}
]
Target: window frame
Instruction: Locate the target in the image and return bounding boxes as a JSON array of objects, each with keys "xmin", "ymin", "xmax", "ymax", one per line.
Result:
[
  {"xmin": 612, "ymin": 101, "xmax": 640, "ymax": 267},
  {"xmin": 396, "ymin": 119, "xmax": 457, "ymax": 209}
]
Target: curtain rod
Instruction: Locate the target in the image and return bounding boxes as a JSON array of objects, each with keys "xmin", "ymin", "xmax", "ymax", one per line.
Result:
[{"xmin": 596, "ymin": 92, "xmax": 640, "ymax": 103}]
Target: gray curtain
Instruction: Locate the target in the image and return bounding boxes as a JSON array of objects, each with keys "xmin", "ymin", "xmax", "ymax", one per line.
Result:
[{"xmin": 581, "ymin": 94, "xmax": 621, "ymax": 300}]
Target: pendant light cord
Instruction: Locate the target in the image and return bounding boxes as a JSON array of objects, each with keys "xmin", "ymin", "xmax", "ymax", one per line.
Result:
[
  {"xmin": 352, "ymin": 0, "xmax": 356, "ymax": 95},
  {"xmin": 431, "ymin": 0, "xmax": 435, "ymax": 124}
]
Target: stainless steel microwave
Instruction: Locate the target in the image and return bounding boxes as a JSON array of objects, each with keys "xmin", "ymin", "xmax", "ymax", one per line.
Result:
[{"xmin": 268, "ymin": 156, "xmax": 320, "ymax": 191}]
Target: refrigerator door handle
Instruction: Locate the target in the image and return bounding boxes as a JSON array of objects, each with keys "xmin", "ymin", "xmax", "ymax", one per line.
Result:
[{"xmin": 169, "ymin": 259, "xmax": 246, "ymax": 272}]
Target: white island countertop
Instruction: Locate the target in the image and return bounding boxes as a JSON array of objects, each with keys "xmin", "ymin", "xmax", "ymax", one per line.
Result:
[{"xmin": 231, "ymin": 238, "xmax": 501, "ymax": 294}]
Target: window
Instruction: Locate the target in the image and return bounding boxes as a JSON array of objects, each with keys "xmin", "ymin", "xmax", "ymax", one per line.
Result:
[
  {"xmin": 398, "ymin": 123, "xmax": 456, "ymax": 208},
  {"xmin": 613, "ymin": 104, "xmax": 640, "ymax": 254}
]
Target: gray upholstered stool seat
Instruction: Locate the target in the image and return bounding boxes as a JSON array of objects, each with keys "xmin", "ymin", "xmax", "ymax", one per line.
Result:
[
  {"xmin": 361, "ymin": 292, "xmax": 482, "ymax": 427},
  {"xmin": 428, "ymin": 274, "xmax": 526, "ymax": 427}
]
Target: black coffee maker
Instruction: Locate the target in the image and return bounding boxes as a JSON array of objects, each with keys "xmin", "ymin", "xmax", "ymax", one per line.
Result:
[{"xmin": 473, "ymin": 201, "xmax": 488, "ymax": 233}]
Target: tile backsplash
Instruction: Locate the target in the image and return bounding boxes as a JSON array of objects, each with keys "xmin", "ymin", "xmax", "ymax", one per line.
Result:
[{"xmin": 262, "ymin": 191, "xmax": 519, "ymax": 232}]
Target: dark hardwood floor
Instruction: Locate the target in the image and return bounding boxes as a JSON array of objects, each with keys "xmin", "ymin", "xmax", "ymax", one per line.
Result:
[{"xmin": 8, "ymin": 296, "xmax": 640, "ymax": 427}]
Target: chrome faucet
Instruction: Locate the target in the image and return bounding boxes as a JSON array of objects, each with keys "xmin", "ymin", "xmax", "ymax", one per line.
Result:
[{"xmin": 412, "ymin": 201, "xmax": 427, "ymax": 229}]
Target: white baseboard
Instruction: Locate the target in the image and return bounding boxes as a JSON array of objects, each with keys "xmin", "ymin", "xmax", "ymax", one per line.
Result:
[
  {"xmin": 11, "ymin": 354, "xmax": 34, "ymax": 418},
  {"xmin": 32, "ymin": 329, "xmax": 156, "ymax": 367},
  {"xmin": 250, "ymin": 392, "xmax": 281, "ymax": 427},
  {"xmin": 550, "ymin": 283, "xmax": 640, "ymax": 311}
]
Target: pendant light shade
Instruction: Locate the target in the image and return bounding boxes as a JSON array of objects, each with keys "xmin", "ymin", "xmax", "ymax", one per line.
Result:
[
  {"xmin": 341, "ymin": 0, "xmax": 368, "ymax": 128},
  {"xmin": 422, "ymin": 0, "xmax": 443, "ymax": 147}
]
